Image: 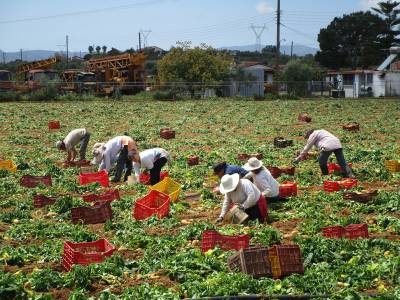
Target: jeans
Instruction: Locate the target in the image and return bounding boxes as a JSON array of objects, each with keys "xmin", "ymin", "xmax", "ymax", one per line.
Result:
[
  {"xmin": 114, "ymin": 145, "xmax": 133, "ymax": 182},
  {"xmin": 79, "ymin": 132, "xmax": 90, "ymax": 160},
  {"xmin": 150, "ymin": 157, "xmax": 168, "ymax": 185},
  {"xmin": 319, "ymin": 148, "xmax": 353, "ymax": 177}
]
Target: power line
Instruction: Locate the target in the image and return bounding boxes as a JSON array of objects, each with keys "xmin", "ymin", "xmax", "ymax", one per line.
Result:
[
  {"xmin": 280, "ymin": 23, "xmax": 316, "ymax": 42},
  {"xmin": 0, "ymin": 0, "xmax": 173, "ymax": 24}
]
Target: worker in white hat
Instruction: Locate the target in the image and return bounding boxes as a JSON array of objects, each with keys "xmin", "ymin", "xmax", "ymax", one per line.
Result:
[
  {"xmin": 243, "ymin": 157, "xmax": 280, "ymax": 200},
  {"xmin": 56, "ymin": 128, "xmax": 90, "ymax": 163},
  {"xmin": 216, "ymin": 173, "xmax": 268, "ymax": 224}
]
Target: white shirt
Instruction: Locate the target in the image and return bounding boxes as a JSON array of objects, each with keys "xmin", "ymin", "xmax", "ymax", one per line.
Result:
[
  {"xmin": 245, "ymin": 167, "xmax": 280, "ymax": 198},
  {"xmin": 99, "ymin": 136, "xmax": 136, "ymax": 172},
  {"xmin": 133, "ymin": 148, "xmax": 170, "ymax": 176},
  {"xmin": 298, "ymin": 130, "xmax": 342, "ymax": 159},
  {"xmin": 219, "ymin": 179, "xmax": 261, "ymax": 219},
  {"xmin": 64, "ymin": 128, "xmax": 87, "ymax": 151}
]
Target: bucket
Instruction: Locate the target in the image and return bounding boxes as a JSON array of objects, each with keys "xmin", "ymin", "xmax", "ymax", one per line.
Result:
[{"xmin": 225, "ymin": 205, "xmax": 249, "ymax": 224}]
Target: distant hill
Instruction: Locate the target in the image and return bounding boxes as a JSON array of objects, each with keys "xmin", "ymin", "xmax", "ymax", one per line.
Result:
[
  {"xmin": 221, "ymin": 44, "xmax": 318, "ymax": 56},
  {"xmin": 0, "ymin": 50, "xmax": 87, "ymax": 62}
]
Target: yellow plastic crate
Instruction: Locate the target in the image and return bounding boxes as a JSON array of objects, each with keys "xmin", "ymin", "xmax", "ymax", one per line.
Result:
[
  {"xmin": 384, "ymin": 160, "xmax": 400, "ymax": 173},
  {"xmin": 0, "ymin": 160, "xmax": 17, "ymax": 173},
  {"xmin": 149, "ymin": 177, "xmax": 181, "ymax": 202}
]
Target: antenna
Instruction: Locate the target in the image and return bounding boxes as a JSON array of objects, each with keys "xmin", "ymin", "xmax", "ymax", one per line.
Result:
[
  {"xmin": 250, "ymin": 24, "xmax": 266, "ymax": 52},
  {"xmin": 140, "ymin": 29, "xmax": 152, "ymax": 48}
]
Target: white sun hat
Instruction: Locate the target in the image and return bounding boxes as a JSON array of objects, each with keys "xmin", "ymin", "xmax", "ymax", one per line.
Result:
[
  {"xmin": 219, "ymin": 173, "xmax": 240, "ymax": 194},
  {"xmin": 244, "ymin": 157, "xmax": 263, "ymax": 171}
]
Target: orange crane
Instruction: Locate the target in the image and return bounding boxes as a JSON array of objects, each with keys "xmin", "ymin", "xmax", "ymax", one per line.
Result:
[{"xmin": 86, "ymin": 53, "xmax": 146, "ymax": 95}]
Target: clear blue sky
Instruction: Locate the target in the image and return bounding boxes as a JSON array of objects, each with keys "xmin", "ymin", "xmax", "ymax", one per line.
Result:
[{"xmin": 0, "ymin": 0, "xmax": 378, "ymax": 52}]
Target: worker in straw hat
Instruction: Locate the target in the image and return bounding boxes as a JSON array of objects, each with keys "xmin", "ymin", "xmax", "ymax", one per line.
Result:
[
  {"xmin": 294, "ymin": 129, "xmax": 355, "ymax": 178},
  {"xmin": 129, "ymin": 147, "xmax": 172, "ymax": 185},
  {"xmin": 243, "ymin": 157, "xmax": 280, "ymax": 201},
  {"xmin": 91, "ymin": 135, "xmax": 138, "ymax": 183},
  {"xmin": 216, "ymin": 173, "xmax": 268, "ymax": 224},
  {"xmin": 56, "ymin": 128, "xmax": 90, "ymax": 163}
]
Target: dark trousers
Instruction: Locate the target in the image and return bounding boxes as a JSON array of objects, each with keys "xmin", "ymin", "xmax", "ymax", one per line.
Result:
[
  {"xmin": 114, "ymin": 145, "xmax": 133, "ymax": 182},
  {"xmin": 150, "ymin": 157, "xmax": 168, "ymax": 185},
  {"xmin": 319, "ymin": 148, "xmax": 353, "ymax": 177},
  {"xmin": 79, "ymin": 132, "xmax": 90, "ymax": 160}
]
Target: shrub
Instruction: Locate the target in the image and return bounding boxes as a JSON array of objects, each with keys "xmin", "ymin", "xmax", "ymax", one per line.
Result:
[
  {"xmin": 153, "ymin": 90, "xmax": 180, "ymax": 101},
  {"xmin": 282, "ymin": 60, "xmax": 314, "ymax": 97},
  {"xmin": 0, "ymin": 91, "xmax": 23, "ymax": 101},
  {"xmin": 28, "ymin": 84, "xmax": 58, "ymax": 101}
]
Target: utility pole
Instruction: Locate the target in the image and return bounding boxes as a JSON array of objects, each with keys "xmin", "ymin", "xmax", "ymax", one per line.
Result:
[
  {"xmin": 66, "ymin": 35, "xmax": 69, "ymax": 68},
  {"xmin": 20, "ymin": 49, "xmax": 23, "ymax": 61},
  {"xmin": 138, "ymin": 32, "xmax": 142, "ymax": 52},
  {"xmin": 250, "ymin": 24, "xmax": 266, "ymax": 52},
  {"xmin": 290, "ymin": 41, "xmax": 293, "ymax": 58},
  {"xmin": 275, "ymin": 0, "xmax": 281, "ymax": 70},
  {"xmin": 2, "ymin": 52, "xmax": 5, "ymax": 65}
]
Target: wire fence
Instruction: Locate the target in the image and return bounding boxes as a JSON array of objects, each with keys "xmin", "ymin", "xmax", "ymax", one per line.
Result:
[{"xmin": 2, "ymin": 79, "xmax": 400, "ymax": 99}]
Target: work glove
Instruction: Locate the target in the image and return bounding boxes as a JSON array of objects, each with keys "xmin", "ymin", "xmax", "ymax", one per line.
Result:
[{"xmin": 215, "ymin": 217, "xmax": 223, "ymax": 223}]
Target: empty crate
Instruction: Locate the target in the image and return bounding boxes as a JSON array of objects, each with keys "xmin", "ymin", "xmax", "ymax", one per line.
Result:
[
  {"xmin": 48, "ymin": 120, "xmax": 60, "ymax": 130},
  {"xmin": 201, "ymin": 230, "xmax": 250, "ymax": 253},
  {"xmin": 33, "ymin": 194, "xmax": 57, "ymax": 208},
  {"xmin": 228, "ymin": 247, "xmax": 272, "ymax": 278},
  {"xmin": 133, "ymin": 190, "xmax": 170, "ymax": 220},
  {"xmin": 71, "ymin": 202, "xmax": 112, "ymax": 225},
  {"xmin": 79, "ymin": 170, "xmax": 109, "ymax": 187},
  {"xmin": 149, "ymin": 177, "xmax": 181, "ymax": 202},
  {"xmin": 82, "ymin": 189, "xmax": 120, "ymax": 203},
  {"xmin": 0, "ymin": 160, "xmax": 17, "ymax": 173},
  {"xmin": 20, "ymin": 175, "xmax": 52, "ymax": 188},
  {"xmin": 279, "ymin": 181, "xmax": 297, "ymax": 198},
  {"xmin": 268, "ymin": 245, "xmax": 304, "ymax": 279},
  {"xmin": 62, "ymin": 238, "xmax": 115, "ymax": 271}
]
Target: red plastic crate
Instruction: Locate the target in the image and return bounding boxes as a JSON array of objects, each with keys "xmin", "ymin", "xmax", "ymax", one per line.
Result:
[
  {"xmin": 237, "ymin": 153, "xmax": 250, "ymax": 161},
  {"xmin": 279, "ymin": 181, "xmax": 297, "ymax": 198},
  {"xmin": 298, "ymin": 113, "xmax": 312, "ymax": 123},
  {"xmin": 201, "ymin": 230, "xmax": 250, "ymax": 253},
  {"xmin": 344, "ymin": 224, "xmax": 369, "ymax": 239},
  {"xmin": 79, "ymin": 170, "xmax": 109, "ymax": 187},
  {"xmin": 339, "ymin": 179, "xmax": 358, "ymax": 190},
  {"xmin": 139, "ymin": 171, "xmax": 169, "ymax": 185},
  {"xmin": 322, "ymin": 226, "xmax": 345, "ymax": 238},
  {"xmin": 251, "ymin": 153, "xmax": 263, "ymax": 160},
  {"xmin": 328, "ymin": 163, "xmax": 353, "ymax": 174},
  {"xmin": 268, "ymin": 245, "xmax": 304, "ymax": 279},
  {"xmin": 160, "ymin": 129, "xmax": 175, "ymax": 139},
  {"xmin": 267, "ymin": 166, "xmax": 282, "ymax": 178},
  {"xmin": 33, "ymin": 194, "xmax": 57, "ymax": 208},
  {"xmin": 133, "ymin": 190, "xmax": 170, "ymax": 220},
  {"xmin": 20, "ymin": 175, "xmax": 52, "ymax": 188},
  {"xmin": 82, "ymin": 190, "xmax": 120, "ymax": 203},
  {"xmin": 62, "ymin": 238, "xmax": 116, "ymax": 271},
  {"xmin": 48, "ymin": 120, "xmax": 60, "ymax": 130},
  {"xmin": 64, "ymin": 160, "xmax": 91, "ymax": 167},
  {"xmin": 71, "ymin": 202, "xmax": 112, "ymax": 225},
  {"xmin": 280, "ymin": 166, "xmax": 296, "ymax": 176},
  {"xmin": 227, "ymin": 247, "xmax": 272, "ymax": 278},
  {"xmin": 323, "ymin": 180, "xmax": 341, "ymax": 192},
  {"xmin": 342, "ymin": 123, "xmax": 360, "ymax": 131}
]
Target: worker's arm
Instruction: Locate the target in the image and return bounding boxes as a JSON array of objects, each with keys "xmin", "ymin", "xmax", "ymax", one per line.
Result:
[
  {"xmin": 262, "ymin": 187, "xmax": 273, "ymax": 198},
  {"xmin": 219, "ymin": 194, "xmax": 232, "ymax": 219},
  {"xmin": 297, "ymin": 132, "xmax": 317, "ymax": 161},
  {"xmin": 243, "ymin": 172, "xmax": 253, "ymax": 181},
  {"xmin": 103, "ymin": 151, "xmax": 111, "ymax": 172},
  {"xmin": 242, "ymin": 182, "xmax": 258, "ymax": 210},
  {"xmin": 70, "ymin": 148, "xmax": 77, "ymax": 161},
  {"xmin": 66, "ymin": 151, "xmax": 72, "ymax": 162}
]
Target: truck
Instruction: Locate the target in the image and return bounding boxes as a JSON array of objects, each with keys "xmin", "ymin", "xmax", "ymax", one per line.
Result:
[
  {"xmin": 60, "ymin": 69, "xmax": 96, "ymax": 94},
  {"xmin": 0, "ymin": 70, "xmax": 12, "ymax": 92}
]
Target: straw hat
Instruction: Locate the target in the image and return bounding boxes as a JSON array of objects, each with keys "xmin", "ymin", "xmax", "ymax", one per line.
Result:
[
  {"xmin": 219, "ymin": 173, "xmax": 240, "ymax": 194},
  {"xmin": 244, "ymin": 157, "xmax": 263, "ymax": 171}
]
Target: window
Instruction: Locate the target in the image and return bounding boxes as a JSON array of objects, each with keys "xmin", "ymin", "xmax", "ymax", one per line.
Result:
[
  {"xmin": 343, "ymin": 74, "xmax": 354, "ymax": 85},
  {"xmin": 366, "ymin": 73, "xmax": 373, "ymax": 84}
]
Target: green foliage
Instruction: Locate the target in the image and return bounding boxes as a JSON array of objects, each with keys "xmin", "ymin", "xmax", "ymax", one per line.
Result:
[
  {"xmin": 28, "ymin": 84, "xmax": 59, "ymax": 101},
  {"xmin": 282, "ymin": 60, "xmax": 314, "ymax": 96},
  {"xmin": 0, "ymin": 272, "xmax": 27, "ymax": 300},
  {"xmin": 29, "ymin": 268, "xmax": 63, "ymax": 292},
  {"xmin": 0, "ymin": 91, "xmax": 23, "ymax": 101}
]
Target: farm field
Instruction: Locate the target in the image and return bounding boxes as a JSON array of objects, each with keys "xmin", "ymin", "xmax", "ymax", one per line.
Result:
[{"xmin": 0, "ymin": 98, "xmax": 399, "ymax": 299}]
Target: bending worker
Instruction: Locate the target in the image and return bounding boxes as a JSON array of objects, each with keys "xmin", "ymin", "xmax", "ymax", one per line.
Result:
[
  {"xmin": 130, "ymin": 148, "xmax": 171, "ymax": 185},
  {"xmin": 243, "ymin": 157, "xmax": 280, "ymax": 200},
  {"xmin": 294, "ymin": 129, "xmax": 354, "ymax": 178},
  {"xmin": 216, "ymin": 173, "xmax": 267, "ymax": 224},
  {"xmin": 91, "ymin": 135, "xmax": 137, "ymax": 182},
  {"xmin": 56, "ymin": 128, "xmax": 90, "ymax": 162},
  {"xmin": 213, "ymin": 162, "xmax": 248, "ymax": 179}
]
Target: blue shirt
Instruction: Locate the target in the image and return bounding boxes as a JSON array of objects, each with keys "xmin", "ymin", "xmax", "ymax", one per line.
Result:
[{"xmin": 225, "ymin": 164, "xmax": 248, "ymax": 177}]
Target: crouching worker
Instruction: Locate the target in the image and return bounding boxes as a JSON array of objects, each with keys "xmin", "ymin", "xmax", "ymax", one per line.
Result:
[
  {"xmin": 216, "ymin": 173, "xmax": 267, "ymax": 224},
  {"xmin": 213, "ymin": 162, "xmax": 248, "ymax": 178},
  {"xmin": 294, "ymin": 129, "xmax": 354, "ymax": 178},
  {"xmin": 91, "ymin": 136, "xmax": 137, "ymax": 182},
  {"xmin": 130, "ymin": 148, "xmax": 171, "ymax": 185},
  {"xmin": 56, "ymin": 128, "xmax": 90, "ymax": 162},
  {"xmin": 243, "ymin": 157, "xmax": 280, "ymax": 201}
]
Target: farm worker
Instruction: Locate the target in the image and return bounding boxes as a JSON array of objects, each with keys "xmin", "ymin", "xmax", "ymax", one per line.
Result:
[
  {"xmin": 243, "ymin": 157, "xmax": 280, "ymax": 200},
  {"xmin": 91, "ymin": 136, "xmax": 138, "ymax": 183},
  {"xmin": 213, "ymin": 162, "xmax": 248, "ymax": 179},
  {"xmin": 129, "ymin": 148, "xmax": 172, "ymax": 185},
  {"xmin": 56, "ymin": 128, "xmax": 90, "ymax": 162},
  {"xmin": 294, "ymin": 129, "xmax": 355, "ymax": 178},
  {"xmin": 216, "ymin": 173, "xmax": 268, "ymax": 224}
]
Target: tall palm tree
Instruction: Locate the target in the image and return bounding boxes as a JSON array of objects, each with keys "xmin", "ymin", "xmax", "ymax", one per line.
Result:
[
  {"xmin": 372, "ymin": 0, "xmax": 400, "ymax": 47},
  {"xmin": 102, "ymin": 46, "xmax": 107, "ymax": 54},
  {"xmin": 88, "ymin": 45, "xmax": 94, "ymax": 54},
  {"xmin": 95, "ymin": 46, "xmax": 101, "ymax": 54}
]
